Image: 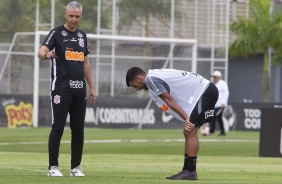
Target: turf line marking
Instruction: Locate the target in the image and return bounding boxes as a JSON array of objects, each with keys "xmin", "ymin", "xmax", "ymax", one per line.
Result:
[
  {"xmin": 15, "ymin": 168, "xmax": 46, "ymax": 173},
  {"xmin": 0, "ymin": 139, "xmax": 258, "ymax": 146}
]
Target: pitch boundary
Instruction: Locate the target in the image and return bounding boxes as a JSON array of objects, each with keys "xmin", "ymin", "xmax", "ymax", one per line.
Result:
[{"xmin": 0, "ymin": 139, "xmax": 259, "ymax": 146}]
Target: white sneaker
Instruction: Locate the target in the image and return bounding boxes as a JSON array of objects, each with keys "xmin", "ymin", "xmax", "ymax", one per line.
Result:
[
  {"xmin": 70, "ymin": 166, "xmax": 85, "ymax": 177},
  {"xmin": 48, "ymin": 166, "xmax": 63, "ymax": 176}
]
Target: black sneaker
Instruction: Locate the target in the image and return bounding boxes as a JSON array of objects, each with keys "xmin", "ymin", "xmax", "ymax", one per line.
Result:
[
  {"xmin": 166, "ymin": 170, "xmax": 186, "ymax": 180},
  {"xmin": 172, "ymin": 171, "xmax": 198, "ymax": 180}
]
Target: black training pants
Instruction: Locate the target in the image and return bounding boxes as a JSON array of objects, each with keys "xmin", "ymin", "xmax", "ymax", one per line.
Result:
[
  {"xmin": 210, "ymin": 107, "xmax": 225, "ymax": 134},
  {"xmin": 48, "ymin": 90, "xmax": 87, "ymax": 169}
]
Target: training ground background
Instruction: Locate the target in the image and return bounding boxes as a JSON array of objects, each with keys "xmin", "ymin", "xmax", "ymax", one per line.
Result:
[{"xmin": 0, "ymin": 128, "xmax": 281, "ymax": 184}]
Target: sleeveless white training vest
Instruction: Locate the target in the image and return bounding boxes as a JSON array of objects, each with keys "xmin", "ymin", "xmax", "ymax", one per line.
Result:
[{"xmin": 146, "ymin": 69, "xmax": 210, "ymax": 121}]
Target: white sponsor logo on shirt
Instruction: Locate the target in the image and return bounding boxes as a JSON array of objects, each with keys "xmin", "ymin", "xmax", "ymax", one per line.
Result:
[
  {"xmin": 70, "ymin": 37, "xmax": 77, "ymax": 42},
  {"xmin": 61, "ymin": 30, "xmax": 68, "ymax": 36},
  {"xmin": 77, "ymin": 32, "xmax": 83, "ymax": 38},
  {"xmin": 69, "ymin": 80, "xmax": 84, "ymax": 88}
]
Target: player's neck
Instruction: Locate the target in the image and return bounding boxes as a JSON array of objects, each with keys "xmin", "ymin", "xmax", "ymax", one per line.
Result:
[{"xmin": 64, "ymin": 23, "xmax": 76, "ymax": 32}]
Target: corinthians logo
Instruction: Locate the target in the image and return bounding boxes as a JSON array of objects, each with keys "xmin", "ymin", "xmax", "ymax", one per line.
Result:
[{"xmin": 54, "ymin": 95, "xmax": 61, "ymax": 104}]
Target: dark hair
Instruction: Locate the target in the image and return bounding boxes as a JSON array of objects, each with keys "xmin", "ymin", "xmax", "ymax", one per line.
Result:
[{"xmin": 126, "ymin": 67, "xmax": 145, "ymax": 87}]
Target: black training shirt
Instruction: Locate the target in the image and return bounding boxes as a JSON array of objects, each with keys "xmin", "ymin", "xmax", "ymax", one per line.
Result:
[{"xmin": 42, "ymin": 25, "xmax": 89, "ymax": 91}]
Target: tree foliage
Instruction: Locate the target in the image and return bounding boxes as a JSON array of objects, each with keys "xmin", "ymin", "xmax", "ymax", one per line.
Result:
[
  {"xmin": 116, "ymin": 0, "xmax": 175, "ymax": 37},
  {"xmin": 268, "ymin": 11, "xmax": 282, "ymax": 63},
  {"xmin": 229, "ymin": 0, "xmax": 282, "ymax": 101},
  {"xmin": 0, "ymin": 0, "xmax": 110, "ymax": 42},
  {"xmin": 229, "ymin": 0, "xmax": 271, "ymax": 58},
  {"xmin": 0, "ymin": 0, "xmax": 36, "ymax": 41}
]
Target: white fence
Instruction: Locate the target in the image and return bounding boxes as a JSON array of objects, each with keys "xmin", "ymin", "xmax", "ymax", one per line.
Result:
[
  {"xmin": 33, "ymin": 31, "xmax": 198, "ymax": 127},
  {"xmin": 0, "ymin": 0, "xmax": 235, "ymax": 127}
]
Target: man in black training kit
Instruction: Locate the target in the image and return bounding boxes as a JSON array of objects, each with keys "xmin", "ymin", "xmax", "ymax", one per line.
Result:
[
  {"xmin": 126, "ymin": 67, "xmax": 218, "ymax": 180},
  {"xmin": 38, "ymin": 1, "xmax": 96, "ymax": 177}
]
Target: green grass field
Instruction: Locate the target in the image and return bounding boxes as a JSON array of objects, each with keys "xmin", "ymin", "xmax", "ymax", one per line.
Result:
[{"xmin": 0, "ymin": 128, "xmax": 281, "ymax": 184}]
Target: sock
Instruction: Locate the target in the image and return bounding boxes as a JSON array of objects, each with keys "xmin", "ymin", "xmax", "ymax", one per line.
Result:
[
  {"xmin": 182, "ymin": 154, "xmax": 189, "ymax": 170},
  {"xmin": 187, "ymin": 156, "xmax": 197, "ymax": 172}
]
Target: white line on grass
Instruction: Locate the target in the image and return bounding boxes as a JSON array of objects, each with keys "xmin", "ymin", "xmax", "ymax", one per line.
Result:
[
  {"xmin": 15, "ymin": 168, "xmax": 46, "ymax": 173},
  {"xmin": 0, "ymin": 139, "xmax": 259, "ymax": 146},
  {"xmin": 0, "ymin": 168, "xmax": 47, "ymax": 175}
]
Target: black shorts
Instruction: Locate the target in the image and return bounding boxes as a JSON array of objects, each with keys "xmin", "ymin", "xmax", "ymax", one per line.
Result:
[{"xmin": 190, "ymin": 82, "xmax": 219, "ymax": 127}]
